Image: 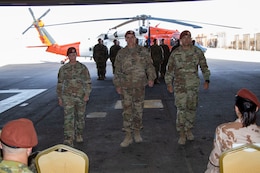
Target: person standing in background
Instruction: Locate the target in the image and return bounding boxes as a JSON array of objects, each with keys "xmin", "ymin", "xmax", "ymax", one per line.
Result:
[
  {"xmin": 109, "ymin": 39, "xmax": 122, "ymax": 74},
  {"xmin": 150, "ymin": 38, "xmax": 163, "ymax": 84},
  {"xmin": 160, "ymin": 39, "xmax": 170, "ymax": 79},
  {"xmin": 93, "ymin": 38, "xmax": 108, "ymax": 80}
]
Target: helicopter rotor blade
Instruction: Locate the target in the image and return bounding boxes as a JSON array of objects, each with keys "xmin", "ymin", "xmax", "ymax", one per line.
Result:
[
  {"xmin": 44, "ymin": 17, "xmax": 133, "ymax": 27},
  {"xmin": 149, "ymin": 17, "xmax": 202, "ymax": 28},
  {"xmin": 22, "ymin": 8, "xmax": 51, "ymax": 35},
  {"xmin": 177, "ymin": 19, "xmax": 242, "ymax": 29},
  {"xmin": 109, "ymin": 19, "xmax": 138, "ymax": 30}
]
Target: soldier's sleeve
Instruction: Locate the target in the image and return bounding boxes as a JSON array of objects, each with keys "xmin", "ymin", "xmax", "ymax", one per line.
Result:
[
  {"xmin": 164, "ymin": 52, "xmax": 175, "ymax": 86},
  {"xmin": 145, "ymin": 49, "xmax": 156, "ymax": 81},
  {"xmin": 113, "ymin": 52, "xmax": 122, "ymax": 87},
  {"xmin": 82, "ymin": 65, "xmax": 92, "ymax": 96},
  {"xmin": 56, "ymin": 67, "xmax": 64, "ymax": 98},
  {"xmin": 198, "ymin": 49, "xmax": 211, "ymax": 81},
  {"xmin": 208, "ymin": 125, "xmax": 224, "ymax": 168}
]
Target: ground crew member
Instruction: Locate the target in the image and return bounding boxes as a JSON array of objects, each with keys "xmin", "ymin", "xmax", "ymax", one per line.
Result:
[
  {"xmin": 0, "ymin": 118, "xmax": 38, "ymax": 173},
  {"xmin": 113, "ymin": 30, "xmax": 156, "ymax": 147},
  {"xmin": 109, "ymin": 39, "xmax": 122, "ymax": 74},
  {"xmin": 205, "ymin": 88, "xmax": 260, "ymax": 173},
  {"xmin": 93, "ymin": 38, "xmax": 108, "ymax": 80},
  {"xmin": 165, "ymin": 30, "xmax": 210, "ymax": 145},
  {"xmin": 150, "ymin": 39, "xmax": 163, "ymax": 84},
  {"xmin": 57, "ymin": 47, "xmax": 92, "ymax": 147}
]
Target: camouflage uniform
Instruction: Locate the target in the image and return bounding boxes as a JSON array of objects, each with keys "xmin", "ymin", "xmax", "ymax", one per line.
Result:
[
  {"xmin": 113, "ymin": 45, "xmax": 156, "ymax": 132},
  {"xmin": 150, "ymin": 43, "xmax": 163, "ymax": 82},
  {"xmin": 205, "ymin": 119, "xmax": 260, "ymax": 173},
  {"xmin": 109, "ymin": 44, "xmax": 121, "ymax": 74},
  {"xmin": 93, "ymin": 42, "xmax": 108, "ymax": 79},
  {"xmin": 57, "ymin": 61, "xmax": 92, "ymax": 146},
  {"xmin": 165, "ymin": 45, "xmax": 210, "ymax": 133},
  {"xmin": 0, "ymin": 160, "xmax": 33, "ymax": 173}
]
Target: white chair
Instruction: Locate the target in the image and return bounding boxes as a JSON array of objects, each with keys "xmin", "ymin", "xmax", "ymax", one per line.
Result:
[
  {"xmin": 35, "ymin": 144, "xmax": 89, "ymax": 173},
  {"xmin": 219, "ymin": 144, "xmax": 260, "ymax": 173}
]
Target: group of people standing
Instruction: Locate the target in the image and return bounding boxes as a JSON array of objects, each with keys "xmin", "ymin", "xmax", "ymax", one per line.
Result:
[
  {"xmin": 1, "ymin": 29, "xmax": 258, "ymax": 173},
  {"xmin": 55, "ymin": 29, "xmax": 260, "ymax": 173}
]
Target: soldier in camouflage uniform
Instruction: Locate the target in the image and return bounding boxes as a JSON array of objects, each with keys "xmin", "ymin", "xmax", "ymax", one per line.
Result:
[
  {"xmin": 57, "ymin": 47, "xmax": 92, "ymax": 147},
  {"xmin": 93, "ymin": 38, "xmax": 109, "ymax": 80},
  {"xmin": 165, "ymin": 30, "xmax": 210, "ymax": 145},
  {"xmin": 150, "ymin": 39, "xmax": 163, "ymax": 84},
  {"xmin": 113, "ymin": 30, "xmax": 156, "ymax": 147},
  {"xmin": 0, "ymin": 118, "xmax": 38, "ymax": 173},
  {"xmin": 205, "ymin": 88, "xmax": 260, "ymax": 173},
  {"xmin": 109, "ymin": 39, "xmax": 122, "ymax": 74}
]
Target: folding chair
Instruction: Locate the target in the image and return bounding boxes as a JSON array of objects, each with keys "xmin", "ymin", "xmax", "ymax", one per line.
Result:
[
  {"xmin": 219, "ymin": 144, "xmax": 260, "ymax": 173},
  {"xmin": 35, "ymin": 144, "xmax": 89, "ymax": 173}
]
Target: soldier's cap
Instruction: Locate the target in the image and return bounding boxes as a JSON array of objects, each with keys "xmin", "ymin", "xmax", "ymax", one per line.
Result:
[
  {"xmin": 67, "ymin": 47, "xmax": 77, "ymax": 56},
  {"xmin": 125, "ymin": 30, "xmax": 135, "ymax": 37},
  {"xmin": 0, "ymin": 118, "xmax": 38, "ymax": 148},
  {"xmin": 237, "ymin": 88, "xmax": 260, "ymax": 108},
  {"xmin": 180, "ymin": 30, "xmax": 191, "ymax": 39}
]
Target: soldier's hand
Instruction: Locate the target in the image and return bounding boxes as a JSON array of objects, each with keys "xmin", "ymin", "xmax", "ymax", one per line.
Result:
[
  {"xmin": 167, "ymin": 85, "xmax": 173, "ymax": 93},
  {"xmin": 84, "ymin": 95, "xmax": 89, "ymax": 102},
  {"xmin": 204, "ymin": 82, "xmax": 209, "ymax": 90},
  {"xmin": 148, "ymin": 80, "xmax": 154, "ymax": 87},
  {"xmin": 58, "ymin": 98, "xmax": 63, "ymax": 106},
  {"xmin": 116, "ymin": 87, "xmax": 122, "ymax": 94}
]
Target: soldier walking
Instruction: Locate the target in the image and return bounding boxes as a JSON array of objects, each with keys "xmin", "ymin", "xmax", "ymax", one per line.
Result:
[
  {"xmin": 57, "ymin": 47, "xmax": 92, "ymax": 147},
  {"xmin": 165, "ymin": 30, "xmax": 210, "ymax": 145},
  {"xmin": 113, "ymin": 30, "xmax": 156, "ymax": 147}
]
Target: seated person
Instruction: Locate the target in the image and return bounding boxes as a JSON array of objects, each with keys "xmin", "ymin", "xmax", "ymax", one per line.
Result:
[
  {"xmin": 205, "ymin": 88, "xmax": 260, "ymax": 173},
  {"xmin": 0, "ymin": 118, "xmax": 38, "ymax": 173}
]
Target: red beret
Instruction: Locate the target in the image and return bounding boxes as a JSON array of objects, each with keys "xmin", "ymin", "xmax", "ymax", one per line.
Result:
[
  {"xmin": 125, "ymin": 30, "xmax": 135, "ymax": 37},
  {"xmin": 0, "ymin": 118, "xmax": 38, "ymax": 148},
  {"xmin": 66, "ymin": 47, "xmax": 77, "ymax": 56},
  {"xmin": 237, "ymin": 88, "xmax": 260, "ymax": 108},
  {"xmin": 180, "ymin": 30, "xmax": 191, "ymax": 39}
]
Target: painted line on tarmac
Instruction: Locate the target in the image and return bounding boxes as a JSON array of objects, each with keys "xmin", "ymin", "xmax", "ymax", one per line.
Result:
[
  {"xmin": 114, "ymin": 99, "xmax": 163, "ymax": 109},
  {"xmin": 0, "ymin": 89, "xmax": 47, "ymax": 114}
]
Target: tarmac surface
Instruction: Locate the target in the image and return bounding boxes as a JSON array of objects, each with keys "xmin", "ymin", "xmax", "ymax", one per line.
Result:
[{"xmin": 0, "ymin": 48, "xmax": 260, "ymax": 173}]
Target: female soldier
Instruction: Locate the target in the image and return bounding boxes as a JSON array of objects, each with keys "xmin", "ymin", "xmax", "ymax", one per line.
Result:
[{"xmin": 205, "ymin": 88, "xmax": 260, "ymax": 173}]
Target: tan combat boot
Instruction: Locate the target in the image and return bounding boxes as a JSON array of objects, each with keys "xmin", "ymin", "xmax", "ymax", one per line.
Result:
[
  {"xmin": 76, "ymin": 134, "xmax": 83, "ymax": 143},
  {"xmin": 178, "ymin": 131, "xmax": 186, "ymax": 145},
  {"xmin": 186, "ymin": 129, "xmax": 194, "ymax": 141},
  {"xmin": 134, "ymin": 130, "xmax": 143, "ymax": 143},
  {"xmin": 120, "ymin": 131, "xmax": 133, "ymax": 147}
]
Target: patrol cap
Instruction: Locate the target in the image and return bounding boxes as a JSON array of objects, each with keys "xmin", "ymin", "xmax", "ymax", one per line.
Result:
[
  {"xmin": 180, "ymin": 30, "xmax": 191, "ymax": 39},
  {"xmin": 66, "ymin": 47, "xmax": 77, "ymax": 56},
  {"xmin": 125, "ymin": 30, "xmax": 135, "ymax": 37},
  {"xmin": 237, "ymin": 88, "xmax": 260, "ymax": 108},
  {"xmin": 0, "ymin": 118, "xmax": 38, "ymax": 148}
]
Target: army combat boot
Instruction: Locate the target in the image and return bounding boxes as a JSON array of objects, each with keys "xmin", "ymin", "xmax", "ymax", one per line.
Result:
[
  {"xmin": 120, "ymin": 131, "xmax": 133, "ymax": 147},
  {"xmin": 134, "ymin": 130, "xmax": 143, "ymax": 143},
  {"xmin": 178, "ymin": 131, "xmax": 186, "ymax": 145},
  {"xmin": 186, "ymin": 129, "xmax": 194, "ymax": 141},
  {"xmin": 76, "ymin": 134, "xmax": 83, "ymax": 143}
]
